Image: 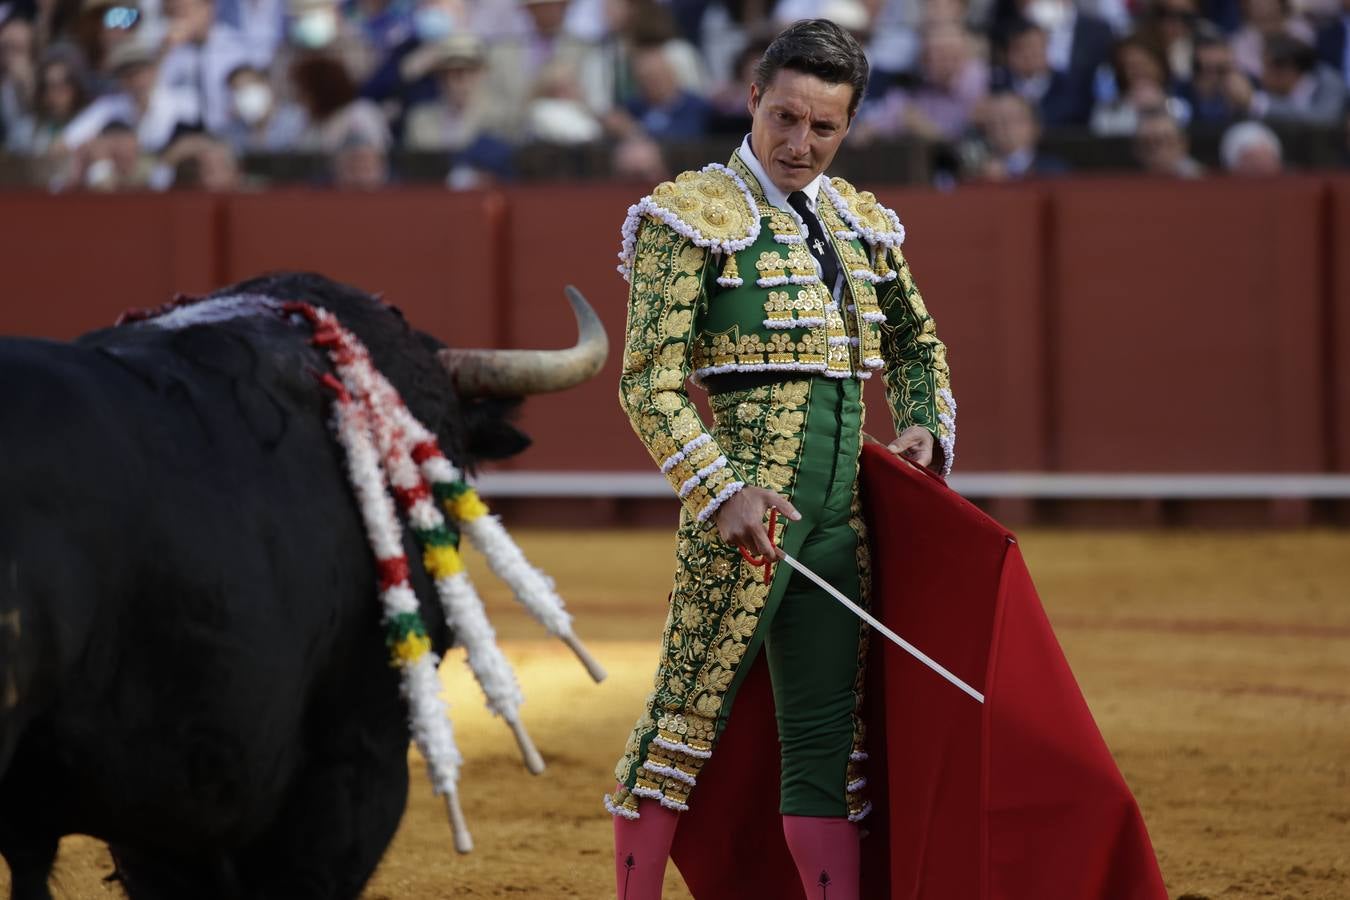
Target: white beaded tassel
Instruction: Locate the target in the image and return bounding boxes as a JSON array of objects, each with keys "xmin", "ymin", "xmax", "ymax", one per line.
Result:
[
  {"xmin": 353, "ymin": 342, "xmax": 545, "ymax": 774},
  {"xmin": 404, "ymin": 650, "xmax": 473, "ymax": 853},
  {"xmin": 393, "ymin": 407, "xmax": 608, "ymax": 684},
  {"xmin": 458, "ymin": 511, "xmax": 608, "ymax": 684},
  {"xmin": 330, "ymin": 393, "xmax": 472, "ymax": 853},
  {"xmin": 435, "ymin": 571, "xmax": 545, "ymax": 773}
]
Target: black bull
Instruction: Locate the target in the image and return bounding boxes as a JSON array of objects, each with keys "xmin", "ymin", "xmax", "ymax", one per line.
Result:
[{"xmin": 0, "ymin": 272, "xmax": 603, "ymax": 899}]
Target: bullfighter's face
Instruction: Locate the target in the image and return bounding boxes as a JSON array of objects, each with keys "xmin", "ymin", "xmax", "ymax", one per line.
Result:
[{"xmin": 747, "ymin": 68, "xmax": 854, "ymax": 194}]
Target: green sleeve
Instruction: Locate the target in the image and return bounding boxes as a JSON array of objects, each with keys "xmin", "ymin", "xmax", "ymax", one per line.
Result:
[
  {"xmin": 875, "ymin": 247, "xmax": 956, "ymax": 473},
  {"xmin": 618, "ymin": 217, "xmax": 747, "ymax": 522}
]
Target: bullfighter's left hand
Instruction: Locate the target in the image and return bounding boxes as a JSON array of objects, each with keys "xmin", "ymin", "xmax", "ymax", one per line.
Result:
[{"xmin": 888, "ymin": 426, "xmax": 936, "ymax": 470}]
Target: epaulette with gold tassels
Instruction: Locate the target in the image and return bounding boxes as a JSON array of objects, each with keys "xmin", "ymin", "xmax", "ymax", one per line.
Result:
[{"xmin": 821, "ymin": 176, "xmax": 906, "ymax": 283}]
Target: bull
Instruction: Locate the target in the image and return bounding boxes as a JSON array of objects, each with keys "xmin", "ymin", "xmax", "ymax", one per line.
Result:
[{"xmin": 0, "ymin": 272, "xmax": 606, "ymax": 899}]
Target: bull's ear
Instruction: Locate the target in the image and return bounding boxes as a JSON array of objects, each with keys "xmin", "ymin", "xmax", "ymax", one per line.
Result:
[{"xmin": 463, "ymin": 397, "xmax": 532, "ymax": 461}]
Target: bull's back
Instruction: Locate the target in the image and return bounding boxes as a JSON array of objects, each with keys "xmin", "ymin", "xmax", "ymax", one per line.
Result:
[
  {"xmin": 0, "ymin": 338, "xmax": 131, "ymax": 773},
  {"xmin": 0, "ymin": 332, "xmax": 391, "ymax": 845}
]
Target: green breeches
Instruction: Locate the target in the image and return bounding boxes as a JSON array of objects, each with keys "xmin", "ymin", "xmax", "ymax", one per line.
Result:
[{"xmin": 608, "ymin": 377, "xmax": 871, "ymax": 822}]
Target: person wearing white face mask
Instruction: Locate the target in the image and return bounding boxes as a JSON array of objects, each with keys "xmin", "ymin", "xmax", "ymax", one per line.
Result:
[
  {"xmin": 270, "ymin": 0, "xmax": 375, "ymax": 95},
  {"xmin": 289, "ymin": 0, "xmax": 339, "ymax": 47},
  {"xmin": 157, "ymin": 0, "xmax": 260, "ymax": 134},
  {"xmin": 221, "ymin": 61, "xmax": 307, "ymax": 152}
]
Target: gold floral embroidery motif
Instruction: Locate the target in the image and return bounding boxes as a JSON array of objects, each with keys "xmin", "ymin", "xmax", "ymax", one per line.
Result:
[
  {"xmin": 647, "ymin": 167, "xmax": 759, "ymax": 245},
  {"xmin": 877, "ymin": 249, "xmax": 952, "ymax": 441},
  {"xmin": 620, "ymin": 217, "xmax": 750, "ymax": 523},
  {"xmin": 828, "ymin": 176, "xmax": 900, "ymax": 239},
  {"xmin": 693, "ymin": 330, "xmax": 829, "ymax": 371},
  {"xmin": 849, "ymin": 279, "xmax": 881, "ymax": 314},
  {"xmin": 728, "ymin": 152, "xmax": 769, "ymax": 205},
  {"xmin": 763, "ymin": 285, "xmax": 828, "ymax": 326},
  {"xmin": 766, "ymin": 208, "xmax": 801, "ymax": 236},
  {"xmin": 612, "ymin": 381, "xmax": 813, "ymax": 813},
  {"xmin": 763, "ymin": 289, "xmax": 795, "ymax": 322},
  {"xmin": 755, "ymin": 250, "xmax": 787, "ymax": 281},
  {"xmin": 845, "ymin": 481, "xmax": 872, "ymax": 821},
  {"xmin": 784, "ymin": 245, "xmax": 816, "ymax": 278},
  {"xmin": 837, "ymin": 240, "xmax": 869, "ymax": 272},
  {"xmin": 818, "ymin": 197, "xmax": 885, "ymax": 367}
]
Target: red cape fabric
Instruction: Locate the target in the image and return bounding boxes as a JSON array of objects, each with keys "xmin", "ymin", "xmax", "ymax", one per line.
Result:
[{"xmin": 671, "ymin": 444, "xmax": 1168, "ymax": 899}]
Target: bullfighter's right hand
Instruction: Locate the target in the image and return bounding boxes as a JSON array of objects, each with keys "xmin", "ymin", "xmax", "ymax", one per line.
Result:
[{"xmin": 715, "ymin": 487, "xmax": 801, "ymax": 560}]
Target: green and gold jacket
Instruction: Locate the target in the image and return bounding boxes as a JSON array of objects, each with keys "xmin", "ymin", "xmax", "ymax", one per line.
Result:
[{"xmin": 617, "ymin": 153, "xmax": 955, "ymax": 523}]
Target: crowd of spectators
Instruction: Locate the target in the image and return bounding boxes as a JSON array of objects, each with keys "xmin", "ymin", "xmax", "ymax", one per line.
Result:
[{"xmin": 0, "ymin": 0, "xmax": 1348, "ymax": 189}]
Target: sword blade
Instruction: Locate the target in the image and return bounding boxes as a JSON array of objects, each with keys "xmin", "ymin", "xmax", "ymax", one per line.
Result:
[{"xmin": 780, "ymin": 552, "xmax": 985, "ymax": 704}]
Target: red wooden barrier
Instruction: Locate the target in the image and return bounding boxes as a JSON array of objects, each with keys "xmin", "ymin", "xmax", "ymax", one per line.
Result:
[
  {"xmin": 1048, "ymin": 176, "xmax": 1327, "ymax": 472},
  {"xmin": 497, "ymin": 183, "xmax": 1052, "ymax": 473},
  {"xmin": 496, "ymin": 183, "xmax": 647, "ymax": 472},
  {"xmin": 1331, "ymin": 177, "xmax": 1350, "ymax": 473},
  {"xmin": 874, "ymin": 185, "xmax": 1049, "ymax": 472},
  {"xmin": 220, "ymin": 189, "xmax": 505, "ymax": 349},
  {"xmin": 0, "ymin": 178, "xmax": 1344, "ymax": 481},
  {"xmin": 0, "ymin": 193, "xmax": 217, "ymax": 338}
]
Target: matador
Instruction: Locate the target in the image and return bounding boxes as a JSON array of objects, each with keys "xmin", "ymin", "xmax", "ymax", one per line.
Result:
[{"xmin": 606, "ymin": 19, "xmax": 955, "ymax": 900}]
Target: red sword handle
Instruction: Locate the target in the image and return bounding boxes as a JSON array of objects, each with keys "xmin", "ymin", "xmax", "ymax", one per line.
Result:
[{"xmin": 737, "ymin": 508, "xmax": 779, "ymax": 581}]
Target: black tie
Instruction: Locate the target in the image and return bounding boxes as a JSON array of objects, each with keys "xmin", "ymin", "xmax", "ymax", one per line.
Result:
[{"xmin": 787, "ymin": 190, "xmax": 840, "ymax": 295}]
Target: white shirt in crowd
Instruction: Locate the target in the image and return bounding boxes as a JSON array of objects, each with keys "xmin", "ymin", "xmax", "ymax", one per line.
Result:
[
  {"xmin": 157, "ymin": 23, "xmax": 266, "ymax": 134},
  {"xmin": 61, "ymin": 87, "xmax": 199, "ymax": 151}
]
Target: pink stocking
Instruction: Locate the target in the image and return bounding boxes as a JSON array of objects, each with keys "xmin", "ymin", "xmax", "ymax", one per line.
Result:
[
  {"xmin": 781, "ymin": 815, "xmax": 860, "ymax": 900},
  {"xmin": 613, "ymin": 791, "xmax": 680, "ymax": 900}
]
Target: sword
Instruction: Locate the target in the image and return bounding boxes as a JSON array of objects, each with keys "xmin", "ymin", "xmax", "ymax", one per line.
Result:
[{"xmin": 742, "ymin": 510, "xmax": 985, "ymax": 704}]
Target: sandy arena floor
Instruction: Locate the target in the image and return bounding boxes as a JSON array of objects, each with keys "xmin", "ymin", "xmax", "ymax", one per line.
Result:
[{"xmin": 6, "ymin": 529, "xmax": 1349, "ymax": 899}]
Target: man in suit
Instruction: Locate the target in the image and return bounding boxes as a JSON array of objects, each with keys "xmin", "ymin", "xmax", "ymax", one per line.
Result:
[
  {"xmin": 1315, "ymin": 0, "xmax": 1350, "ymax": 89},
  {"xmin": 1253, "ymin": 33, "xmax": 1347, "ymax": 125},
  {"xmin": 969, "ymin": 91, "xmax": 1071, "ymax": 179},
  {"xmin": 991, "ymin": 17, "xmax": 1083, "ymax": 125},
  {"xmin": 996, "ymin": 0, "xmax": 1116, "ymax": 125},
  {"xmin": 1189, "ymin": 23, "xmax": 1257, "ymax": 122}
]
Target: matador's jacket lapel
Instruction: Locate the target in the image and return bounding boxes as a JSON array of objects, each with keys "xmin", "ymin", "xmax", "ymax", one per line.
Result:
[{"xmin": 607, "ymin": 152, "xmax": 956, "ymax": 822}]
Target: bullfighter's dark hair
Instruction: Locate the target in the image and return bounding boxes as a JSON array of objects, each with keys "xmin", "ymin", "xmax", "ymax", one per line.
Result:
[{"xmin": 754, "ymin": 19, "xmax": 870, "ymax": 118}]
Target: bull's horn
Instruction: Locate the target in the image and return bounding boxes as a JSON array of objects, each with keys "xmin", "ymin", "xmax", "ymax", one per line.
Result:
[{"xmin": 438, "ymin": 286, "xmax": 608, "ymax": 397}]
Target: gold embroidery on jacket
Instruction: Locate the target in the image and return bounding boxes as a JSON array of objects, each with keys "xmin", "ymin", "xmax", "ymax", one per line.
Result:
[
  {"xmin": 647, "ymin": 167, "xmax": 760, "ymax": 246},
  {"xmin": 613, "ymin": 380, "xmax": 813, "ymax": 813}
]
